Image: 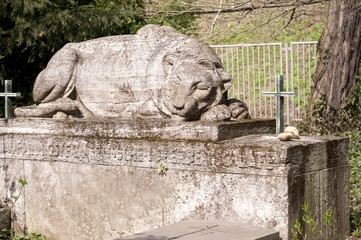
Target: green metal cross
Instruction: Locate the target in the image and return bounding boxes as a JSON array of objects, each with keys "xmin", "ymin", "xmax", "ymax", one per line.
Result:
[
  {"xmin": 0, "ymin": 80, "xmax": 21, "ymax": 118},
  {"xmin": 262, "ymin": 75, "xmax": 298, "ymax": 135}
]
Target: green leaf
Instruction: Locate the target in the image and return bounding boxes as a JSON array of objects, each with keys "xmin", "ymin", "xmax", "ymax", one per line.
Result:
[{"xmin": 18, "ymin": 178, "xmax": 28, "ymax": 186}]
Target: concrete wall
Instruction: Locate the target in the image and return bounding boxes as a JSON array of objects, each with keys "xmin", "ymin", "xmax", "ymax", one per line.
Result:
[{"xmin": 0, "ymin": 118, "xmax": 349, "ymax": 240}]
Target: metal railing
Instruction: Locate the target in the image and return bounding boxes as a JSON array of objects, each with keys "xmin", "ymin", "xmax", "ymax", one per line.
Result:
[{"xmin": 211, "ymin": 41, "xmax": 317, "ymax": 123}]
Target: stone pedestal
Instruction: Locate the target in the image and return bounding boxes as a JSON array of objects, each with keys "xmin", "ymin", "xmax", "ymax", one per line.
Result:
[{"xmin": 0, "ymin": 118, "xmax": 349, "ymax": 240}]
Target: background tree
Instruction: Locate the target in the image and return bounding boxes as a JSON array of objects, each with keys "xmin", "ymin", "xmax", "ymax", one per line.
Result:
[{"xmin": 308, "ymin": 0, "xmax": 361, "ymax": 131}]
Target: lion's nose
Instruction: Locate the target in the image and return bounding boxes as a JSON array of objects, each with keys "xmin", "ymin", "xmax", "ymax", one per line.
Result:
[{"xmin": 219, "ymin": 70, "xmax": 232, "ymax": 83}]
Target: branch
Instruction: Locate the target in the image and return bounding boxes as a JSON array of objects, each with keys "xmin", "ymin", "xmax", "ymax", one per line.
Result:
[
  {"xmin": 145, "ymin": 0, "xmax": 331, "ymax": 17},
  {"xmin": 210, "ymin": 0, "xmax": 224, "ymax": 37},
  {"xmin": 281, "ymin": 7, "xmax": 297, "ymax": 31}
]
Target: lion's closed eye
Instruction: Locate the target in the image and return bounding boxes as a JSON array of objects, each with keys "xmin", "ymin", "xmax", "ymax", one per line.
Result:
[{"xmin": 198, "ymin": 60, "xmax": 213, "ymax": 69}]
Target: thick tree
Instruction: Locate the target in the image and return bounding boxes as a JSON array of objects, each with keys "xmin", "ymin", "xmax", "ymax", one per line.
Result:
[{"xmin": 309, "ymin": 0, "xmax": 361, "ymax": 130}]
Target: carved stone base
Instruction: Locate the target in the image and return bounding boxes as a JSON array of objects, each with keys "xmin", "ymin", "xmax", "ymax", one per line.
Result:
[{"xmin": 0, "ymin": 118, "xmax": 349, "ymax": 240}]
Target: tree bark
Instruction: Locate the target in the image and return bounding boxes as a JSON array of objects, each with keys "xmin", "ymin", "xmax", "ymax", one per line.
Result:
[{"xmin": 310, "ymin": 0, "xmax": 361, "ymax": 130}]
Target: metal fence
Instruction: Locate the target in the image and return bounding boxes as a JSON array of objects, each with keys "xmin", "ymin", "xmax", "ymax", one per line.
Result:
[{"xmin": 211, "ymin": 41, "xmax": 317, "ymax": 123}]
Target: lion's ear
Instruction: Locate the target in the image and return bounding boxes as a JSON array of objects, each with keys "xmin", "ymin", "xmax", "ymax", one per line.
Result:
[{"xmin": 162, "ymin": 54, "xmax": 177, "ymax": 75}]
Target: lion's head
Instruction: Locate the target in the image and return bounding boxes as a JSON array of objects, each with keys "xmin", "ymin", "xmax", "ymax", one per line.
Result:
[
  {"xmin": 161, "ymin": 48, "xmax": 233, "ymax": 120},
  {"xmin": 140, "ymin": 25, "xmax": 234, "ymax": 121}
]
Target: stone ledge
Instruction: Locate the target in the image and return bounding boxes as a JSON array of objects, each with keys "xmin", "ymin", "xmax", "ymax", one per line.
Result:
[{"xmin": 0, "ymin": 118, "xmax": 275, "ymax": 141}]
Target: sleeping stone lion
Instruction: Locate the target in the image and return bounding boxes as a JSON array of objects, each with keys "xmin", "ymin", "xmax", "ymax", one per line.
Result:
[{"xmin": 15, "ymin": 24, "xmax": 250, "ymax": 121}]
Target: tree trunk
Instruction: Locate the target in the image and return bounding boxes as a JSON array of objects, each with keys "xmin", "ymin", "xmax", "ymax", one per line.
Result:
[{"xmin": 310, "ymin": 0, "xmax": 361, "ymax": 130}]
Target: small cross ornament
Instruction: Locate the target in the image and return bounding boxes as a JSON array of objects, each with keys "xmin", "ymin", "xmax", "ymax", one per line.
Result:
[
  {"xmin": 262, "ymin": 75, "xmax": 298, "ymax": 135},
  {"xmin": 0, "ymin": 80, "xmax": 21, "ymax": 118}
]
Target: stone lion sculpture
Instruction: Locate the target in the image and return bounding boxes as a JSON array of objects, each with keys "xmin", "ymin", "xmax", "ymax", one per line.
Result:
[{"xmin": 15, "ymin": 24, "xmax": 250, "ymax": 121}]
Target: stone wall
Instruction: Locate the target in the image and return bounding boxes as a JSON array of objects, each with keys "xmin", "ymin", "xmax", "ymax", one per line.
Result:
[{"xmin": 0, "ymin": 118, "xmax": 349, "ymax": 240}]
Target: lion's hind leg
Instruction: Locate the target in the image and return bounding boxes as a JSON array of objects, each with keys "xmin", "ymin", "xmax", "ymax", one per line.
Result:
[{"xmin": 33, "ymin": 44, "xmax": 78, "ymax": 104}]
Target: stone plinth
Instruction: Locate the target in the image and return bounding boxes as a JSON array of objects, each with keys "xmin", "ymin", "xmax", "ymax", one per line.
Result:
[{"xmin": 0, "ymin": 118, "xmax": 349, "ymax": 240}]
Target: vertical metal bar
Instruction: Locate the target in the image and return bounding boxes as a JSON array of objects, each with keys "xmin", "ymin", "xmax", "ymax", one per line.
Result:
[
  {"xmin": 290, "ymin": 44, "xmax": 295, "ymax": 120},
  {"xmin": 263, "ymin": 45, "xmax": 267, "ymax": 118},
  {"xmin": 226, "ymin": 47, "xmax": 230, "ymax": 97},
  {"xmin": 308, "ymin": 44, "xmax": 312, "ymax": 94},
  {"xmin": 247, "ymin": 46, "xmax": 251, "ymax": 117},
  {"xmin": 226, "ymin": 47, "xmax": 229, "ymax": 71},
  {"xmin": 273, "ymin": 45, "xmax": 277, "ymax": 118},
  {"xmin": 285, "ymin": 42, "xmax": 290, "ymax": 124},
  {"xmin": 242, "ymin": 46, "xmax": 246, "ymax": 103},
  {"xmin": 231, "ymin": 47, "xmax": 235, "ymax": 98},
  {"xmin": 302, "ymin": 44, "xmax": 306, "ymax": 114},
  {"xmin": 252, "ymin": 46, "xmax": 256, "ymax": 117},
  {"xmin": 297, "ymin": 45, "xmax": 300, "ymax": 118},
  {"xmin": 268, "ymin": 45, "xmax": 272, "ymax": 117},
  {"xmin": 236, "ymin": 47, "xmax": 240, "ymax": 99},
  {"xmin": 258, "ymin": 46, "xmax": 261, "ymax": 117},
  {"xmin": 4, "ymin": 80, "xmax": 12, "ymax": 119},
  {"xmin": 280, "ymin": 44, "xmax": 283, "ymax": 77}
]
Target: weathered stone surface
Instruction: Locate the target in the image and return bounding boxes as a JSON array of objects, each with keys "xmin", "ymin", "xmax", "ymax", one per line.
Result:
[
  {"xmin": 14, "ymin": 24, "xmax": 249, "ymax": 121},
  {"xmin": 278, "ymin": 132, "xmax": 292, "ymax": 141},
  {"xmin": 121, "ymin": 220, "xmax": 280, "ymax": 240},
  {"xmin": 0, "ymin": 117, "xmax": 275, "ymax": 141},
  {"xmin": 0, "ymin": 119, "xmax": 349, "ymax": 240}
]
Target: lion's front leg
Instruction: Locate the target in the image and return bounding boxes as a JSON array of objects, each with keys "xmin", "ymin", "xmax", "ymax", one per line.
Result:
[{"xmin": 200, "ymin": 104, "xmax": 231, "ymax": 122}]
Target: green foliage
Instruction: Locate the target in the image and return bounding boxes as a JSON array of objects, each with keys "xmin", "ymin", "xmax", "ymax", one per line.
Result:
[
  {"xmin": 350, "ymin": 208, "xmax": 361, "ymax": 237},
  {"xmin": 158, "ymin": 163, "xmax": 168, "ymax": 176},
  {"xmin": 336, "ymin": 80, "xmax": 361, "ymax": 132},
  {"xmin": 299, "ymin": 73, "xmax": 361, "ymax": 135},
  {"xmin": 292, "ymin": 203, "xmax": 339, "ymax": 240},
  {"xmin": 17, "ymin": 178, "xmax": 27, "ymax": 186},
  {"xmin": 348, "ymin": 127, "xmax": 361, "ymax": 237},
  {"xmin": 0, "ymin": 229, "xmax": 48, "ymax": 240},
  {"xmin": 0, "ymin": 0, "xmax": 146, "ymax": 117}
]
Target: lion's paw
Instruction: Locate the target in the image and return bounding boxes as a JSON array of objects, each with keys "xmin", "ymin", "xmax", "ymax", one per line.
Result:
[
  {"xmin": 228, "ymin": 98, "xmax": 250, "ymax": 120},
  {"xmin": 200, "ymin": 104, "xmax": 231, "ymax": 122}
]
